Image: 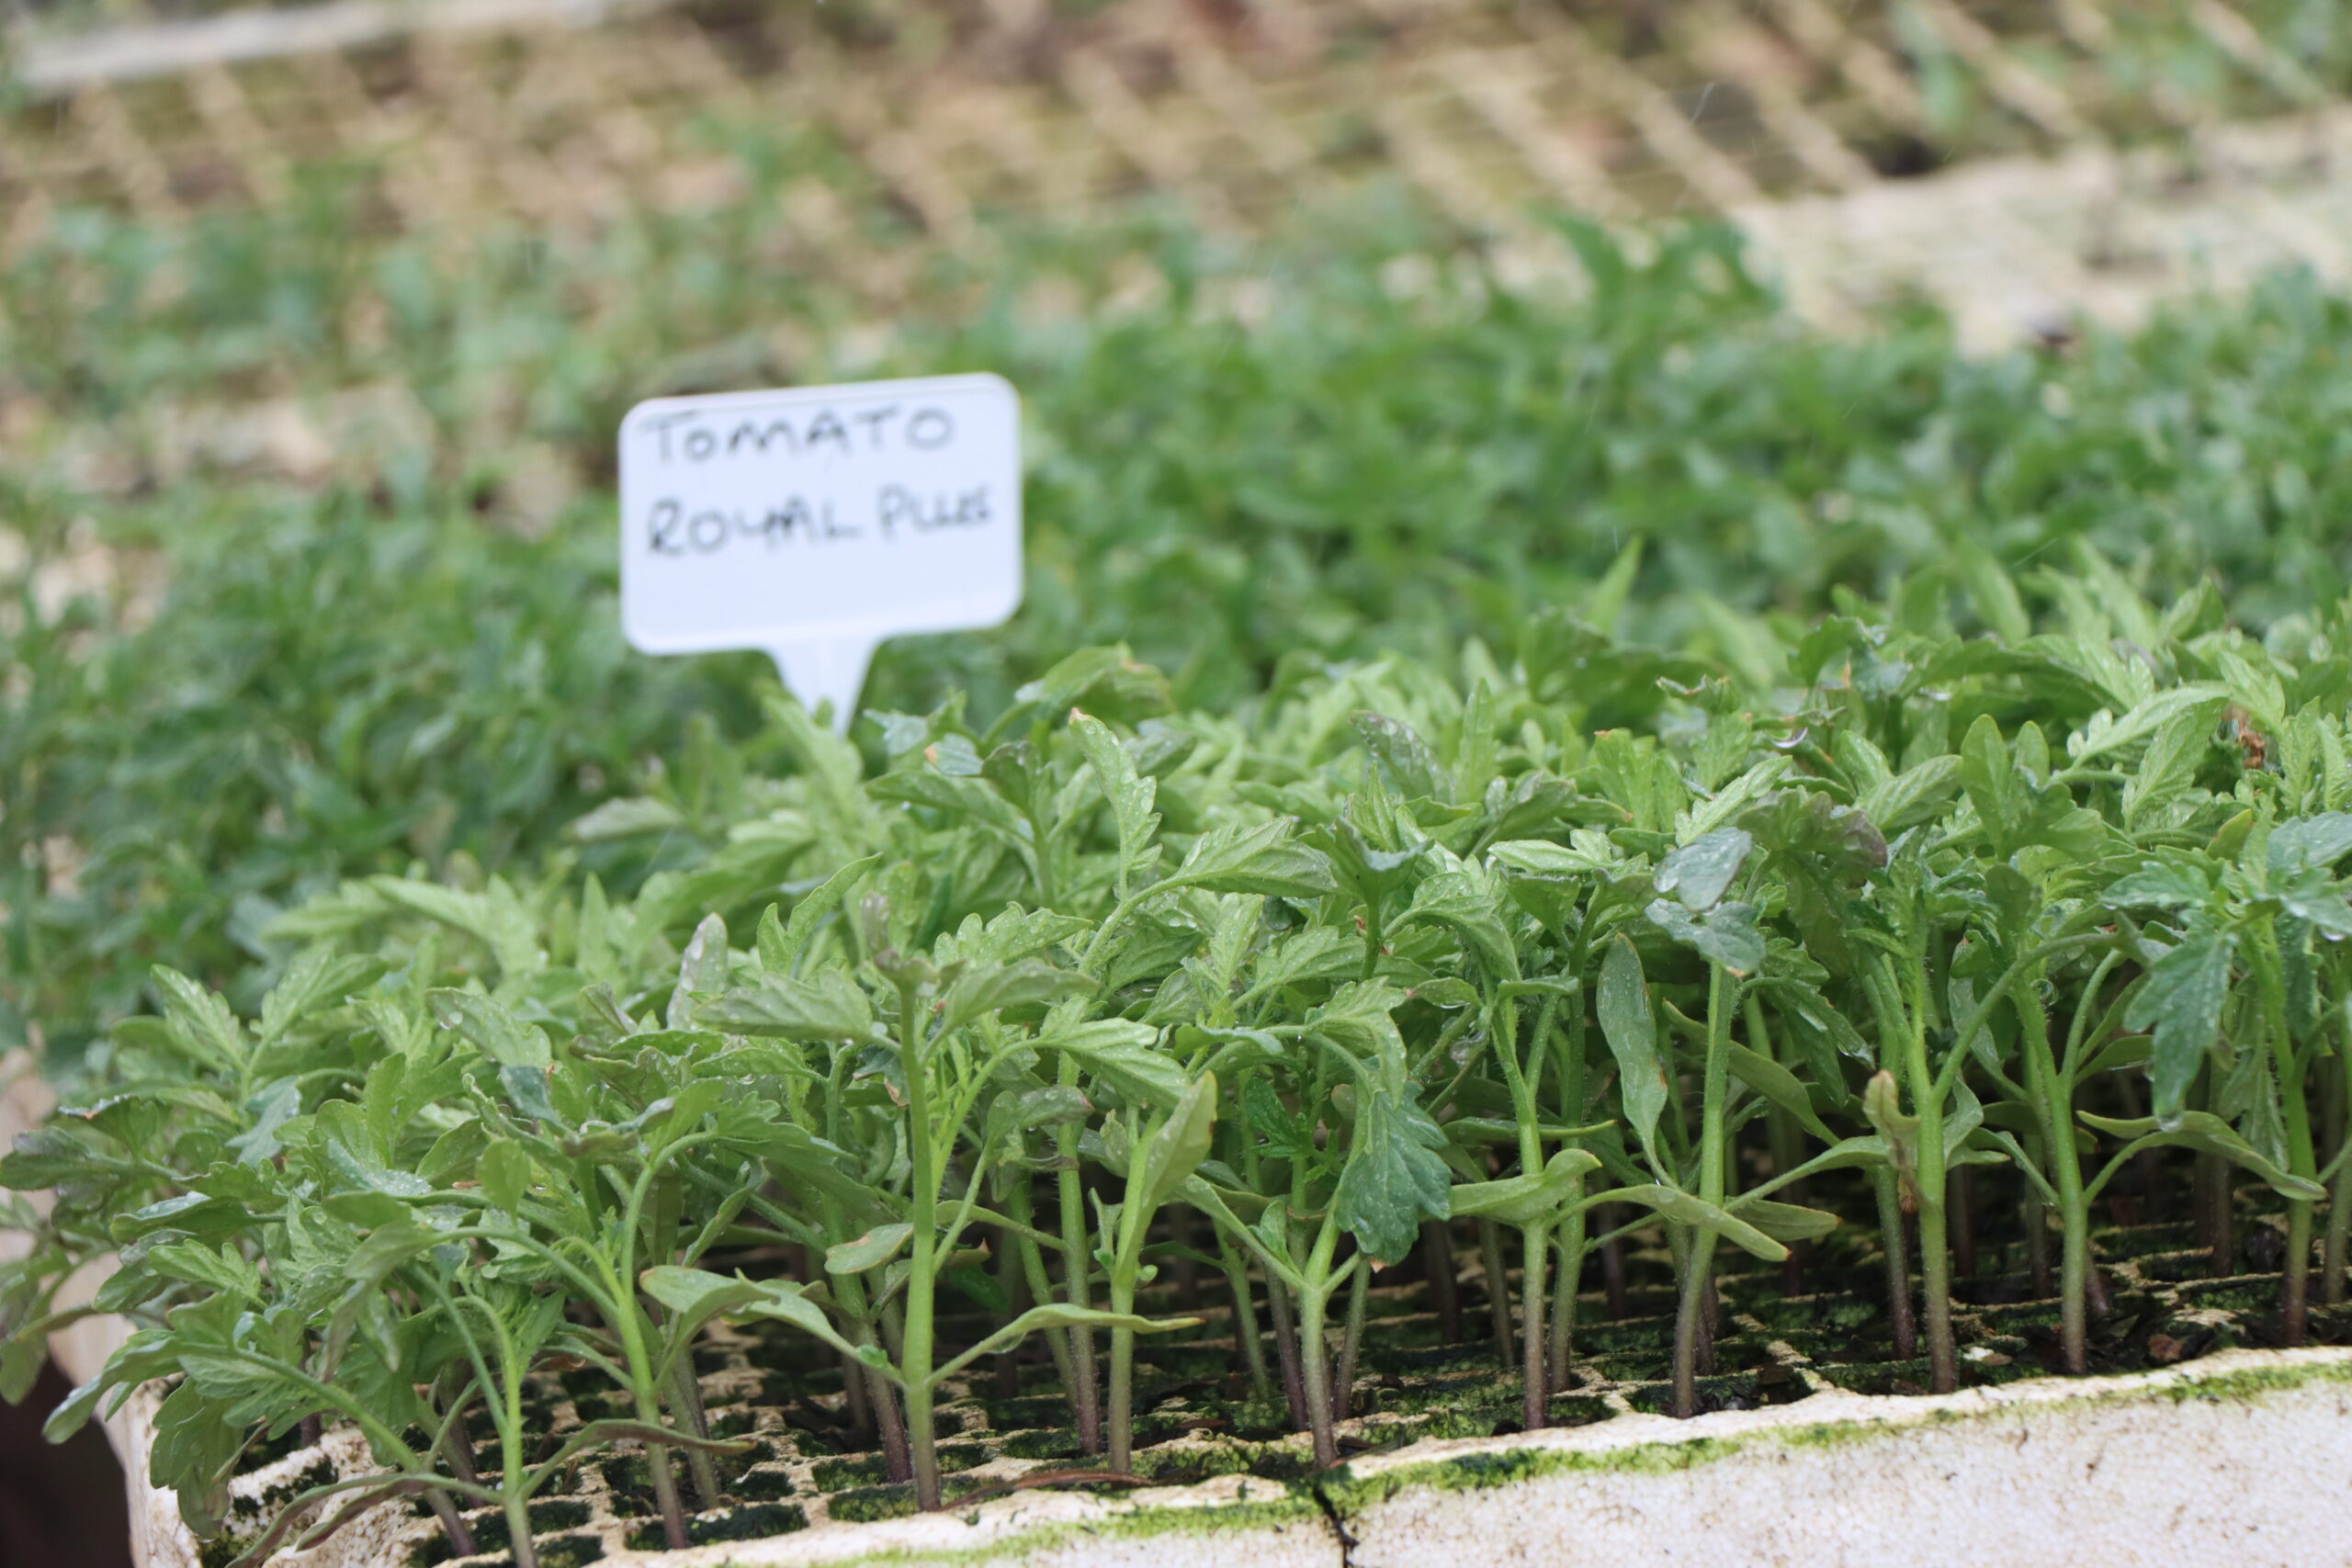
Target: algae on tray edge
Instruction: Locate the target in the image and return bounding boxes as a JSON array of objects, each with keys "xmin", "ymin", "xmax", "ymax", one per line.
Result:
[{"xmin": 1312, "ymin": 1348, "xmax": 2352, "ymax": 1514}]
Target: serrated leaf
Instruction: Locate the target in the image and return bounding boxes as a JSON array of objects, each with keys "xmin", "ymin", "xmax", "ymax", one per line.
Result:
[
  {"xmin": 699, "ymin": 970, "xmax": 876, "ymax": 1043},
  {"xmin": 757, "ymin": 855, "xmax": 882, "ymax": 976},
  {"xmin": 1163, "ymin": 819, "xmax": 1336, "ymax": 900},
  {"xmin": 2121, "ymin": 698, "xmax": 2225, "ymax": 829},
  {"xmin": 1859, "ymin": 755, "xmax": 1962, "ymax": 836},
  {"xmin": 1959, "ymin": 714, "xmax": 2025, "ymax": 855},
  {"xmin": 1405, "ymin": 867, "xmax": 1518, "ymax": 978},
  {"xmin": 1039, "ymin": 1021, "xmax": 1184, "ymax": 1108},
  {"xmin": 1332, "ymin": 1082, "xmax": 1451, "ymax": 1263},
  {"xmin": 1645, "ymin": 897, "xmax": 1764, "ymax": 976},
  {"xmin": 2124, "ymin": 926, "xmax": 2233, "ymax": 1121},
  {"xmin": 2268, "ymin": 814, "xmax": 2352, "ymax": 876},
  {"xmin": 937, "ymin": 960, "xmax": 1093, "ymax": 1036},
  {"xmin": 429, "ymin": 989, "xmax": 550, "ymax": 1068},
  {"xmin": 668, "ymin": 913, "xmax": 732, "ymax": 1030},
  {"xmin": 1351, "ymin": 712, "xmax": 1455, "ymax": 805},
  {"xmin": 1655, "ymin": 829, "xmax": 1752, "ymax": 912},
  {"xmin": 1074, "ymin": 712, "xmax": 1163, "ymax": 898}
]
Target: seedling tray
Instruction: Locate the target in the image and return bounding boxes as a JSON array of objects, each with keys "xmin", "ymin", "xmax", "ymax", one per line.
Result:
[{"xmin": 149, "ymin": 1216, "xmax": 2352, "ymax": 1568}]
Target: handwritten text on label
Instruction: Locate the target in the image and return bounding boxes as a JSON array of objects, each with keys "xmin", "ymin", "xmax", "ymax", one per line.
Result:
[{"xmin": 617, "ymin": 374, "xmax": 1023, "ymax": 730}]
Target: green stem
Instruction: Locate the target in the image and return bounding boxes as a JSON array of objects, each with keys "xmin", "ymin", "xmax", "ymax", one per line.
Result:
[
  {"xmin": 666, "ymin": 1340, "xmax": 720, "ymax": 1508},
  {"xmin": 1519, "ymin": 1219, "xmax": 1549, "ymax": 1430},
  {"xmin": 898, "ymin": 980, "xmax": 943, "ymax": 1511},
  {"xmin": 1335, "ymin": 1255, "xmax": 1369, "ymax": 1422},
  {"xmin": 1008, "ymin": 1182, "xmax": 1080, "ymax": 1398},
  {"xmin": 1477, "ymin": 1219, "xmax": 1514, "ymax": 1367},
  {"xmin": 1053, "ymin": 1052, "xmax": 1103, "ymax": 1454},
  {"xmin": 1489, "ymin": 990, "xmax": 1549, "ymax": 1427},
  {"xmin": 1548, "ymin": 1206, "xmax": 1584, "ymax": 1393},
  {"xmin": 2327, "ymin": 1048, "xmax": 2352, "ymax": 1306},
  {"xmin": 1296, "ymin": 1225, "xmax": 1340, "ymax": 1469},
  {"xmin": 1108, "ymin": 1110, "xmax": 1148, "ymax": 1473},
  {"xmin": 2016, "ymin": 978, "xmax": 2088, "ymax": 1373},
  {"xmin": 2250, "ymin": 920, "xmax": 2315, "ymax": 1344},
  {"xmin": 1671, "ymin": 963, "xmax": 1735, "ymax": 1418},
  {"xmin": 1218, "ymin": 1235, "xmax": 1272, "ymax": 1401},
  {"xmin": 1868, "ymin": 1167, "xmax": 1917, "ymax": 1362},
  {"xmin": 1549, "ymin": 986, "xmax": 1589, "ymax": 1389},
  {"xmin": 1107, "ymin": 1302, "xmax": 1137, "ymax": 1472},
  {"xmin": 506, "ymin": 1494, "xmax": 539, "ymax": 1568},
  {"xmin": 1266, "ymin": 1271, "xmax": 1308, "ymax": 1430},
  {"xmin": 1669, "ymin": 1230, "xmax": 1719, "ymax": 1419},
  {"xmin": 1893, "ymin": 960, "xmax": 1955, "ymax": 1394}
]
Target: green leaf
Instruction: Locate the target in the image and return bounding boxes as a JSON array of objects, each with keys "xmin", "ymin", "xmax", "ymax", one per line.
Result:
[
  {"xmin": 567, "ymin": 796, "xmax": 686, "ymax": 841},
  {"xmin": 480, "ymin": 1140, "xmax": 534, "ymax": 1213},
  {"xmin": 428, "ymin": 990, "xmax": 549, "ymax": 1068},
  {"xmin": 1959, "ymin": 714, "xmax": 2025, "ymax": 854},
  {"xmin": 1645, "ymin": 897, "xmax": 1764, "ymax": 976},
  {"xmin": 2123, "ymin": 927, "xmax": 2233, "ymax": 1121},
  {"xmin": 1951, "ymin": 541, "xmax": 2030, "ymax": 643},
  {"xmin": 148, "ymin": 1243, "xmax": 263, "ymax": 1303},
  {"xmin": 150, "ymin": 968, "xmax": 247, "ymax": 1075},
  {"xmin": 824, "ymin": 1224, "xmax": 913, "ymax": 1276},
  {"xmin": 1161, "ymin": 819, "xmax": 1335, "ymax": 900},
  {"xmin": 925, "ymin": 1303, "xmax": 1199, "ymax": 1389},
  {"xmin": 2103, "ymin": 860, "xmax": 2216, "ymax": 910},
  {"xmin": 757, "ymin": 855, "xmax": 882, "ymax": 976},
  {"xmin": 320, "ymin": 1191, "xmax": 411, "ymax": 1228},
  {"xmin": 1655, "ymin": 829, "xmax": 1751, "ymax": 912},
  {"xmin": 1448, "ymin": 1148, "xmax": 1601, "ymax": 1225},
  {"xmin": 1038, "ymin": 1021, "xmax": 1184, "ymax": 1108},
  {"xmin": 2268, "ymin": 814, "xmax": 2352, "ymax": 876},
  {"xmin": 1611, "ymin": 1184, "xmax": 1787, "ymax": 1262},
  {"xmin": 1138, "ymin": 1074, "xmax": 1217, "ymax": 1214},
  {"xmin": 2080, "ymin": 1111, "xmax": 2324, "ymax": 1201},
  {"xmin": 1073, "ymin": 713, "xmax": 1163, "ymax": 897},
  {"xmin": 1726, "ymin": 1044, "xmax": 1835, "ymax": 1143},
  {"xmin": 937, "ymin": 960, "xmax": 1093, "ymax": 1036},
  {"xmin": 1405, "ymin": 867, "xmax": 1518, "ymax": 979},
  {"xmin": 500, "ymin": 1065, "xmax": 561, "ymax": 1125},
  {"xmin": 228, "ymin": 1079, "xmax": 304, "ymax": 1168},
  {"xmin": 1489, "ymin": 839, "xmax": 1614, "ymax": 877},
  {"xmin": 1728, "ymin": 1199, "xmax": 1840, "ymax": 1243},
  {"xmin": 699, "ymin": 970, "xmax": 876, "ymax": 1043},
  {"xmin": 669, "ymin": 913, "xmax": 731, "ymax": 1030},
  {"xmin": 1332, "ymin": 1082, "xmax": 1451, "ymax": 1263},
  {"xmin": 1351, "ymin": 711, "xmax": 1455, "ymax": 804},
  {"xmin": 731, "ymin": 1280, "xmax": 871, "ymax": 1371},
  {"xmin": 1859, "ymin": 755, "xmax": 1962, "ymax": 836},
  {"xmin": 639, "ymin": 1266, "xmax": 770, "ymax": 1341},
  {"xmin": 2121, "ymin": 699, "xmax": 2225, "ymax": 829},
  {"xmin": 1597, "ymin": 935, "xmax": 1668, "ymax": 1168},
  {"xmin": 256, "ymin": 948, "xmax": 380, "ymax": 1044}
]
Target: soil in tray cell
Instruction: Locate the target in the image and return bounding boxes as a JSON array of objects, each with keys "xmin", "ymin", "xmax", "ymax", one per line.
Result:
[
  {"xmin": 1622, "ymin": 1364, "xmax": 1813, "ymax": 1416},
  {"xmin": 622, "ymin": 1502, "xmax": 810, "ymax": 1551}
]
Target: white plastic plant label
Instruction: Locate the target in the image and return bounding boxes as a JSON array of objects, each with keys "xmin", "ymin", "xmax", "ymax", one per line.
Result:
[{"xmin": 618, "ymin": 373, "xmax": 1022, "ymax": 729}]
